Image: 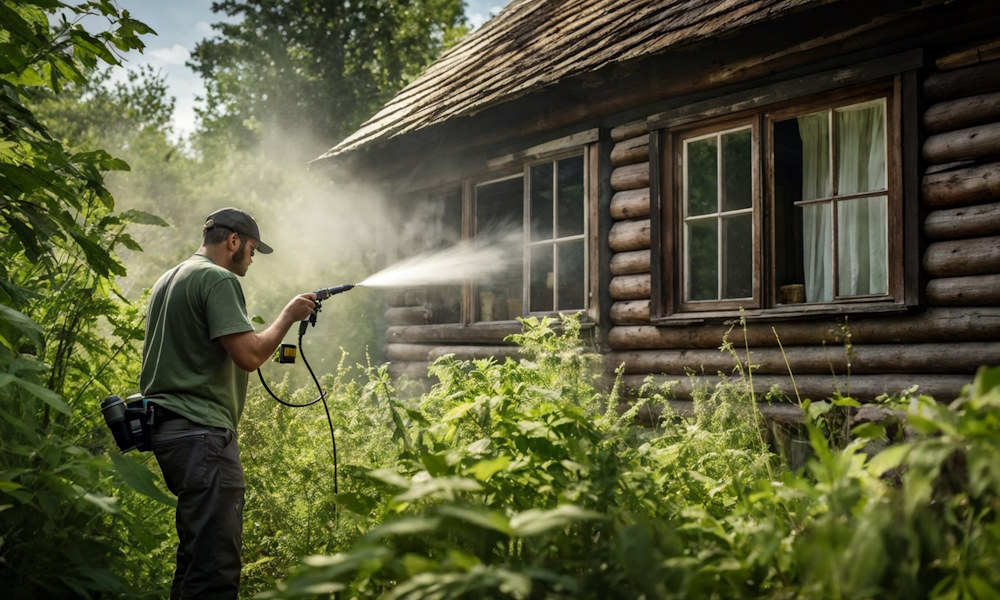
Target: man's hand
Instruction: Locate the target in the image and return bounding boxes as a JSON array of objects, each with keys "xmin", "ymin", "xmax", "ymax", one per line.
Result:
[
  {"xmin": 282, "ymin": 293, "xmax": 319, "ymax": 323},
  {"xmin": 220, "ymin": 292, "xmax": 319, "ymax": 371}
]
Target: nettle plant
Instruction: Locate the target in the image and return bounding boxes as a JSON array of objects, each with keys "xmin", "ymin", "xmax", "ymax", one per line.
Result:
[{"xmin": 262, "ymin": 315, "xmax": 1000, "ymax": 599}]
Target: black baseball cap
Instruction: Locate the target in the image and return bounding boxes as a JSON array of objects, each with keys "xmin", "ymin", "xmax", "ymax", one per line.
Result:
[{"xmin": 203, "ymin": 207, "xmax": 273, "ymax": 254}]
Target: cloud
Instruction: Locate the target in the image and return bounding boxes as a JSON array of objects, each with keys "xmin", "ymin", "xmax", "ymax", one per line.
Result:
[{"xmin": 148, "ymin": 44, "xmax": 191, "ymax": 68}]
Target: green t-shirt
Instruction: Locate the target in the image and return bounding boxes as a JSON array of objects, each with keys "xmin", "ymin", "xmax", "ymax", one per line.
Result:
[{"xmin": 140, "ymin": 254, "xmax": 254, "ymax": 431}]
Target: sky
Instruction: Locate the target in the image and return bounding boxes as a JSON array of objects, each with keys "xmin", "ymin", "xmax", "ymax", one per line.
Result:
[{"xmin": 112, "ymin": 1, "xmax": 506, "ymax": 141}]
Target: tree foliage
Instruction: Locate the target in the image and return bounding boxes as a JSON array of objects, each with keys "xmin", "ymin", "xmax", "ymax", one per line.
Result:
[
  {"xmin": 0, "ymin": 2, "xmax": 170, "ymax": 596},
  {"xmin": 189, "ymin": 0, "xmax": 469, "ymax": 156}
]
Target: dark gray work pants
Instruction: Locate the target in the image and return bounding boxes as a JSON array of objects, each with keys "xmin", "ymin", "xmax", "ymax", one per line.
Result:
[{"xmin": 152, "ymin": 419, "xmax": 245, "ymax": 600}]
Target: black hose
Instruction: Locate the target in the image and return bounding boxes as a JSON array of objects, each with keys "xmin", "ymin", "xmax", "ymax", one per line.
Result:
[{"xmin": 256, "ymin": 326, "xmax": 338, "ymax": 495}]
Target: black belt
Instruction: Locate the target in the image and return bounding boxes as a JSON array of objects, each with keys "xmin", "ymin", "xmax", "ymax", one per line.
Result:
[{"xmin": 150, "ymin": 404, "xmax": 186, "ymax": 424}]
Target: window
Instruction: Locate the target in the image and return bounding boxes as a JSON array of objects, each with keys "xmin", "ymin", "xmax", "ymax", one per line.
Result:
[
  {"xmin": 528, "ymin": 156, "xmax": 587, "ymax": 313},
  {"xmin": 662, "ymin": 84, "xmax": 900, "ymax": 317},
  {"xmin": 473, "ymin": 151, "xmax": 589, "ymax": 322}
]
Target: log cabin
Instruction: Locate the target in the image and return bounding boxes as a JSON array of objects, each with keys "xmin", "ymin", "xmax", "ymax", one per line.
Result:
[{"xmin": 311, "ymin": 0, "xmax": 1000, "ymax": 415}]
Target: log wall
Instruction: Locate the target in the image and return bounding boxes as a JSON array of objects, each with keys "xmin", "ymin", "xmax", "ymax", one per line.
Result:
[{"xmin": 603, "ymin": 36, "xmax": 1000, "ymax": 406}]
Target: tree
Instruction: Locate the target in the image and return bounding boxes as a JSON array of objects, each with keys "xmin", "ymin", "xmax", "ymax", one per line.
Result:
[
  {"xmin": 189, "ymin": 0, "xmax": 468, "ymax": 158},
  {"xmin": 0, "ymin": 2, "xmax": 172, "ymax": 595}
]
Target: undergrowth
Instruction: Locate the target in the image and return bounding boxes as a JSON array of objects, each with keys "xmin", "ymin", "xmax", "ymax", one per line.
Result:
[{"xmin": 255, "ymin": 314, "xmax": 1000, "ymax": 599}]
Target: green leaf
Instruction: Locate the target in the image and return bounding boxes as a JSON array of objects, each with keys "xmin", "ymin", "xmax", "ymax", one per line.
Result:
[
  {"xmin": 437, "ymin": 505, "xmax": 513, "ymax": 535},
  {"xmin": 109, "ymin": 453, "xmax": 176, "ymax": 507},
  {"xmin": 866, "ymin": 443, "xmax": 911, "ymax": 477},
  {"xmin": 0, "ymin": 373, "xmax": 72, "ymax": 415},
  {"xmin": 467, "ymin": 456, "xmax": 510, "ymax": 482},
  {"xmin": 510, "ymin": 504, "xmax": 604, "ymax": 537},
  {"xmin": 120, "ymin": 209, "xmax": 168, "ymax": 227},
  {"xmin": 0, "ymin": 304, "xmax": 44, "ymax": 351}
]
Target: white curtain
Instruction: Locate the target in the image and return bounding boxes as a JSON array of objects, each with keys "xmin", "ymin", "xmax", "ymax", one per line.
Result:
[
  {"xmin": 799, "ymin": 101, "xmax": 887, "ymax": 302},
  {"xmin": 836, "ymin": 101, "xmax": 888, "ymax": 296},
  {"xmin": 798, "ymin": 112, "xmax": 831, "ymax": 302}
]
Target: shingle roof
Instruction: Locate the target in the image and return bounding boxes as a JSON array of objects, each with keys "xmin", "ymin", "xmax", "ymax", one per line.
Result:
[{"xmin": 314, "ymin": 0, "xmax": 829, "ymax": 162}]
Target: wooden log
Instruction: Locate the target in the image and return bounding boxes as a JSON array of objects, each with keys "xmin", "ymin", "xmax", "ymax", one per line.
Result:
[
  {"xmin": 609, "ymin": 274, "xmax": 651, "ymax": 301},
  {"xmin": 927, "ymin": 273, "xmax": 1000, "ymax": 305},
  {"xmin": 924, "ymin": 202, "xmax": 1000, "ymax": 240},
  {"xmin": 608, "ymin": 219, "xmax": 651, "ymax": 252},
  {"xmin": 935, "ymin": 38, "xmax": 1000, "ymax": 71},
  {"xmin": 384, "ymin": 288, "xmax": 428, "ymax": 307},
  {"xmin": 616, "ymin": 374, "xmax": 974, "ymax": 404},
  {"xmin": 607, "ymin": 308, "xmax": 1000, "ymax": 350},
  {"xmin": 610, "ymin": 120, "xmax": 648, "ymax": 143},
  {"xmin": 385, "ymin": 343, "xmax": 434, "ymax": 362},
  {"xmin": 610, "ymin": 249, "xmax": 651, "ymax": 275},
  {"xmin": 384, "ymin": 305, "xmax": 431, "ymax": 326},
  {"xmin": 923, "ymin": 92, "xmax": 1000, "ymax": 134},
  {"xmin": 610, "ymin": 188, "xmax": 651, "ymax": 220},
  {"xmin": 605, "ymin": 342, "xmax": 1000, "ymax": 376},
  {"xmin": 922, "ymin": 123, "xmax": 1000, "ymax": 164},
  {"xmin": 610, "ymin": 300, "xmax": 651, "ymax": 325},
  {"xmin": 922, "ymin": 161, "xmax": 1000, "ymax": 209},
  {"xmin": 610, "ymin": 134, "xmax": 650, "ymax": 167},
  {"xmin": 923, "ymin": 235, "xmax": 1000, "ymax": 277},
  {"xmin": 386, "ymin": 322, "xmax": 524, "ymax": 344},
  {"xmin": 923, "ymin": 60, "xmax": 1000, "ymax": 103},
  {"xmin": 427, "ymin": 345, "xmax": 521, "ymax": 361},
  {"xmin": 610, "ymin": 162, "xmax": 649, "ymax": 191}
]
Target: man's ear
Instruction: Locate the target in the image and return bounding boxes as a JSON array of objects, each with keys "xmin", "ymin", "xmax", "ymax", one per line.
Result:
[{"xmin": 227, "ymin": 231, "xmax": 241, "ymax": 250}]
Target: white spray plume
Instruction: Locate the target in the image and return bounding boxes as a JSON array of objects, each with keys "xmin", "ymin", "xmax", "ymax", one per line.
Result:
[{"xmin": 359, "ymin": 230, "xmax": 522, "ymax": 288}]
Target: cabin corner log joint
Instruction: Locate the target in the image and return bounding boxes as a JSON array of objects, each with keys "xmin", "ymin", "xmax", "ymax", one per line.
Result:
[{"xmin": 317, "ymin": 0, "xmax": 1000, "ymax": 409}]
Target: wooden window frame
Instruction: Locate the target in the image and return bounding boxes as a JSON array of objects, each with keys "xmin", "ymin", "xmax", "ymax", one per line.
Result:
[{"xmin": 653, "ymin": 75, "xmax": 914, "ymax": 323}]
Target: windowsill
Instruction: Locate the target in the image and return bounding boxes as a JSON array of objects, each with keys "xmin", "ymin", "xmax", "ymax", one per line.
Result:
[
  {"xmin": 473, "ymin": 314, "xmax": 596, "ymax": 329},
  {"xmin": 650, "ymin": 301, "xmax": 913, "ymax": 326}
]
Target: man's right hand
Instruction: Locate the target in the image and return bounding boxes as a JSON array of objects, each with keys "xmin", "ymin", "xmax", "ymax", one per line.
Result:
[{"xmin": 283, "ymin": 292, "xmax": 319, "ymax": 323}]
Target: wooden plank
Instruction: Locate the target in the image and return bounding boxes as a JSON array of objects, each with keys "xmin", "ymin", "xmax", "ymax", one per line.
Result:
[
  {"xmin": 921, "ymin": 161, "xmax": 1000, "ymax": 209},
  {"xmin": 927, "ymin": 273, "xmax": 1000, "ymax": 305},
  {"xmin": 427, "ymin": 345, "xmax": 522, "ymax": 361},
  {"xmin": 935, "ymin": 37, "xmax": 1000, "ymax": 70},
  {"xmin": 923, "ymin": 235, "xmax": 1000, "ymax": 277},
  {"xmin": 923, "ymin": 91, "xmax": 1000, "ymax": 134},
  {"xmin": 922, "ymin": 122, "xmax": 1000, "ymax": 164},
  {"xmin": 608, "ymin": 219, "xmax": 651, "ymax": 252},
  {"xmin": 924, "ymin": 202, "xmax": 1000, "ymax": 240},
  {"xmin": 923, "ymin": 58, "xmax": 1000, "ymax": 102},
  {"xmin": 648, "ymin": 49, "xmax": 924, "ymax": 129},
  {"xmin": 608, "ymin": 307, "xmax": 1000, "ymax": 349},
  {"xmin": 617, "ymin": 373, "xmax": 973, "ymax": 403},
  {"xmin": 605, "ymin": 342, "xmax": 1000, "ymax": 375}
]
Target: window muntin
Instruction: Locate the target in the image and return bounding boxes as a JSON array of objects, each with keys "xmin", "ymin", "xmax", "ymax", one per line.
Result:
[{"xmin": 671, "ymin": 90, "xmax": 895, "ymax": 315}]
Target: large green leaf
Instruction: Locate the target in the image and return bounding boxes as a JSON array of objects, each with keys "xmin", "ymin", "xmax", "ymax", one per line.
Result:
[{"xmin": 109, "ymin": 453, "xmax": 176, "ymax": 507}]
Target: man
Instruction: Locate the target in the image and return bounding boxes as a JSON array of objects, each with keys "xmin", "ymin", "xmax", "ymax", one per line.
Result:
[{"xmin": 140, "ymin": 207, "xmax": 317, "ymax": 599}]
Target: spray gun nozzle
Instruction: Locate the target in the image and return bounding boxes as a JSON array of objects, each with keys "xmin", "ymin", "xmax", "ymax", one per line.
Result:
[{"xmin": 314, "ymin": 284, "xmax": 355, "ymax": 300}]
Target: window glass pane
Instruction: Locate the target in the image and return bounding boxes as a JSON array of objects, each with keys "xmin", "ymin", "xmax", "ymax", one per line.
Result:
[
  {"xmin": 722, "ymin": 214, "xmax": 752, "ymax": 298},
  {"xmin": 426, "ymin": 189, "xmax": 462, "ymax": 323},
  {"xmin": 801, "ymin": 202, "xmax": 832, "ymax": 302},
  {"xmin": 722, "ymin": 128, "xmax": 752, "ymax": 211},
  {"xmin": 530, "ymin": 245, "xmax": 553, "ymax": 312},
  {"xmin": 686, "ymin": 137, "xmax": 718, "ymax": 216},
  {"xmin": 557, "ymin": 156, "xmax": 585, "ymax": 237},
  {"xmin": 557, "ymin": 240, "xmax": 585, "ymax": 310},
  {"xmin": 530, "ymin": 163, "xmax": 553, "ymax": 241},
  {"xmin": 476, "ymin": 177, "xmax": 524, "ymax": 321},
  {"xmin": 836, "ymin": 100, "xmax": 886, "ymax": 195},
  {"xmin": 687, "ymin": 220, "xmax": 717, "ymax": 301},
  {"xmin": 837, "ymin": 195, "xmax": 888, "ymax": 297}
]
